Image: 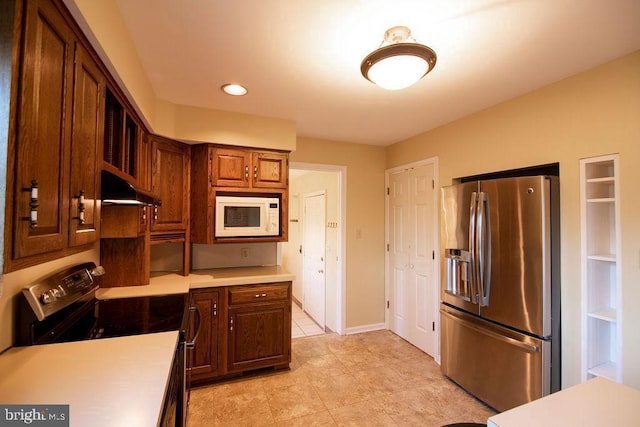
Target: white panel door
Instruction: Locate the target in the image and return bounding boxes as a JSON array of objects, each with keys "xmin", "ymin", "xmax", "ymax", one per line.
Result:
[
  {"xmin": 388, "ymin": 163, "xmax": 436, "ymax": 356},
  {"xmin": 303, "ymin": 192, "xmax": 326, "ymax": 327},
  {"xmin": 389, "ymin": 170, "xmax": 410, "ymax": 338}
]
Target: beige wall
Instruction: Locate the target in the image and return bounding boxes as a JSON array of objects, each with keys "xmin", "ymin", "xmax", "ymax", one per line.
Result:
[
  {"xmin": 64, "ymin": 0, "xmax": 296, "ymax": 151},
  {"xmin": 291, "ymin": 139, "xmax": 386, "ymax": 330},
  {"xmin": 386, "ymin": 51, "xmax": 640, "ymax": 390},
  {"xmin": 172, "ymin": 104, "xmax": 296, "ymax": 150}
]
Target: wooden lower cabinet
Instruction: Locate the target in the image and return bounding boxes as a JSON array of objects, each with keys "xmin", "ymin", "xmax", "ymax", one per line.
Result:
[
  {"xmin": 189, "ymin": 289, "xmax": 219, "ymax": 380},
  {"xmin": 189, "ymin": 282, "xmax": 291, "ymax": 384},
  {"xmin": 227, "ymin": 302, "xmax": 290, "ymax": 373}
]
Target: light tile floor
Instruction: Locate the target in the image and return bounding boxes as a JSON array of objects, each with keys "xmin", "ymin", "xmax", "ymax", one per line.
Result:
[
  {"xmin": 188, "ymin": 330, "xmax": 496, "ymax": 426},
  {"xmin": 292, "ymin": 304, "xmax": 325, "ymax": 338}
]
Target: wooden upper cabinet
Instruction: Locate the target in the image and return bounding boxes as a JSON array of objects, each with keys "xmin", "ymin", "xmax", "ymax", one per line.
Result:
[
  {"xmin": 212, "ymin": 147, "xmax": 251, "ymax": 187},
  {"xmin": 252, "ymin": 151, "xmax": 289, "ymax": 189},
  {"xmin": 12, "ymin": 0, "xmax": 75, "ymax": 259},
  {"xmin": 69, "ymin": 43, "xmax": 105, "ymax": 247},
  {"xmin": 191, "ymin": 144, "xmax": 290, "ymax": 244},
  {"xmin": 151, "ymin": 135, "xmax": 190, "ymax": 232},
  {"xmin": 102, "ymin": 87, "xmax": 144, "ymax": 185},
  {"xmin": 190, "ymin": 144, "xmax": 215, "ymax": 243},
  {"xmin": 212, "ymin": 147, "xmax": 288, "ymax": 189},
  {"xmin": 137, "ymin": 131, "xmax": 152, "ymax": 192}
]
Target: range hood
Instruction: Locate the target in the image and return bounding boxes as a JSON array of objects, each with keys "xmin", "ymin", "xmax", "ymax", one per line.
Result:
[{"xmin": 101, "ymin": 170, "xmax": 161, "ymax": 206}]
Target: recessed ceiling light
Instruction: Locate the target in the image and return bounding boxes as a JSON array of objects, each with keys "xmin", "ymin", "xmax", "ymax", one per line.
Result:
[{"xmin": 221, "ymin": 83, "xmax": 248, "ymax": 96}]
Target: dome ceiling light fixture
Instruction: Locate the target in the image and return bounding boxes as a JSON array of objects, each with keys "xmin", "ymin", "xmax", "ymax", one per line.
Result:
[
  {"xmin": 361, "ymin": 26, "xmax": 437, "ymax": 90},
  {"xmin": 221, "ymin": 83, "xmax": 248, "ymax": 96}
]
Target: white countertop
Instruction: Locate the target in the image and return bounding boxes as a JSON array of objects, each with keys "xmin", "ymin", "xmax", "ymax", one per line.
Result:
[
  {"xmin": 487, "ymin": 377, "xmax": 640, "ymax": 427},
  {"xmin": 96, "ymin": 265, "xmax": 294, "ymax": 299},
  {"xmin": 0, "ymin": 331, "xmax": 178, "ymax": 427}
]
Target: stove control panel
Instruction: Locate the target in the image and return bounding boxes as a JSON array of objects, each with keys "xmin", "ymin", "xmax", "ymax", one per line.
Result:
[
  {"xmin": 39, "ymin": 284, "xmax": 67, "ymax": 304},
  {"xmin": 22, "ymin": 262, "xmax": 105, "ymax": 321}
]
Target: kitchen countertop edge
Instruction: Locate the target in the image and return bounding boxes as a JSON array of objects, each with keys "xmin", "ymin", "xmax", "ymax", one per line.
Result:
[
  {"xmin": 96, "ymin": 266, "xmax": 295, "ymax": 299},
  {"xmin": 0, "ymin": 331, "xmax": 178, "ymax": 427},
  {"xmin": 487, "ymin": 377, "xmax": 640, "ymax": 426}
]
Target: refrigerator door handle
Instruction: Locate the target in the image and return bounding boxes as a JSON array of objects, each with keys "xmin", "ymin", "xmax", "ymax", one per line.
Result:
[
  {"xmin": 441, "ymin": 310, "xmax": 540, "ymax": 353},
  {"xmin": 469, "ymin": 192, "xmax": 479, "ymax": 304},
  {"xmin": 477, "ymin": 192, "xmax": 491, "ymax": 306}
]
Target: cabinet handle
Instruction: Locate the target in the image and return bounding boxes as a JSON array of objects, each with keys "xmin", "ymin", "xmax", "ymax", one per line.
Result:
[
  {"xmin": 244, "ymin": 165, "xmax": 249, "ymax": 181},
  {"xmin": 261, "ymin": 293, "xmax": 267, "ymax": 297},
  {"xmin": 213, "ymin": 302, "xmax": 217, "ymax": 317},
  {"xmin": 140, "ymin": 206, "xmax": 147, "ymax": 222},
  {"xmin": 209, "ymin": 152, "xmax": 213, "ymax": 184},
  {"xmin": 74, "ymin": 190, "xmax": 85, "ymax": 225},
  {"xmin": 255, "ymin": 293, "xmax": 268, "ymax": 298},
  {"xmin": 187, "ymin": 304, "xmax": 202, "ymax": 349},
  {"xmin": 22, "ymin": 180, "xmax": 39, "ymax": 228},
  {"xmin": 229, "ymin": 317, "xmax": 234, "ymax": 331},
  {"xmin": 253, "ymin": 165, "xmax": 257, "ymax": 179},
  {"xmin": 153, "ymin": 204, "xmax": 159, "ymax": 220}
]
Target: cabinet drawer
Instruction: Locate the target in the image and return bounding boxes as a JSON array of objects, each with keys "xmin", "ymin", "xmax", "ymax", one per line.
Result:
[{"xmin": 228, "ymin": 283, "xmax": 290, "ymax": 305}]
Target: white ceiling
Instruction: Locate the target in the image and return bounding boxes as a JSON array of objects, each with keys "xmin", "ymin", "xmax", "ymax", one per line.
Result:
[{"xmin": 114, "ymin": 0, "xmax": 640, "ymax": 146}]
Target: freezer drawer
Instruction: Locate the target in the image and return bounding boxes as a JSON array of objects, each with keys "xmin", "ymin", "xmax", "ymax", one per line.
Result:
[{"xmin": 440, "ymin": 305, "xmax": 550, "ymax": 412}]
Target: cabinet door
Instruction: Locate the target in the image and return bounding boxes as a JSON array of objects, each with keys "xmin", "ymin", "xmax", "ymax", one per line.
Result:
[
  {"xmin": 151, "ymin": 136, "xmax": 190, "ymax": 231},
  {"xmin": 227, "ymin": 301, "xmax": 291, "ymax": 373},
  {"xmin": 13, "ymin": 0, "xmax": 75, "ymax": 258},
  {"xmin": 69, "ymin": 43, "xmax": 105, "ymax": 247},
  {"xmin": 212, "ymin": 147, "xmax": 251, "ymax": 187},
  {"xmin": 137, "ymin": 132, "xmax": 152, "ymax": 192},
  {"xmin": 189, "ymin": 290, "xmax": 219, "ymax": 378},
  {"xmin": 102, "ymin": 88, "xmax": 142, "ymax": 182},
  {"xmin": 252, "ymin": 152, "xmax": 288, "ymax": 188},
  {"xmin": 190, "ymin": 144, "xmax": 214, "ymax": 244}
]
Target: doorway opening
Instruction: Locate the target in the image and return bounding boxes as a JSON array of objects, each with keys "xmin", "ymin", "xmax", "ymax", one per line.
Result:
[{"xmin": 282, "ymin": 163, "xmax": 346, "ymax": 335}]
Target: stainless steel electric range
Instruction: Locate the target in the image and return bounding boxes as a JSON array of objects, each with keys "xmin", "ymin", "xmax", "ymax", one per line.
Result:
[{"xmin": 16, "ymin": 262, "xmax": 191, "ymax": 426}]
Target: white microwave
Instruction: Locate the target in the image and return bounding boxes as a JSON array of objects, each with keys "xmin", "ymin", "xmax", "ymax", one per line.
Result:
[{"xmin": 215, "ymin": 195, "xmax": 280, "ymax": 238}]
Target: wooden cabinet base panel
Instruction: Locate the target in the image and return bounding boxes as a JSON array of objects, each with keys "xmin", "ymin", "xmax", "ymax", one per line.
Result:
[{"xmin": 191, "ymin": 362, "xmax": 290, "ymax": 386}]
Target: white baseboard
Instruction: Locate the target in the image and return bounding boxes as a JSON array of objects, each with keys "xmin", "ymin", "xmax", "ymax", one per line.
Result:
[{"xmin": 344, "ymin": 323, "xmax": 386, "ymax": 335}]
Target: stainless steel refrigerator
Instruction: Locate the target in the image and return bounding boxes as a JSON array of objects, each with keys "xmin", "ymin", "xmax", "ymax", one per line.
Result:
[{"xmin": 440, "ymin": 175, "xmax": 560, "ymax": 412}]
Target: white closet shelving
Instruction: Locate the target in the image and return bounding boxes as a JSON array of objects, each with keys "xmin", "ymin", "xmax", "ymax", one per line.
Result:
[{"xmin": 580, "ymin": 154, "xmax": 622, "ymax": 382}]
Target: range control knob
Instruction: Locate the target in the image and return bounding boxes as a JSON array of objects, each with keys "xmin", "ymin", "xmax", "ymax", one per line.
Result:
[
  {"xmin": 40, "ymin": 291, "xmax": 55, "ymax": 305},
  {"xmin": 51, "ymin": 286, "xmax": 66, "ymax": 298}
]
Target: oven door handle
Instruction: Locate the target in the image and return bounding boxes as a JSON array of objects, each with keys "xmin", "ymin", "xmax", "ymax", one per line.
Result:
[{"xmin": 186, "ymin": 304, "xmax": 201, "ymax": 349}]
